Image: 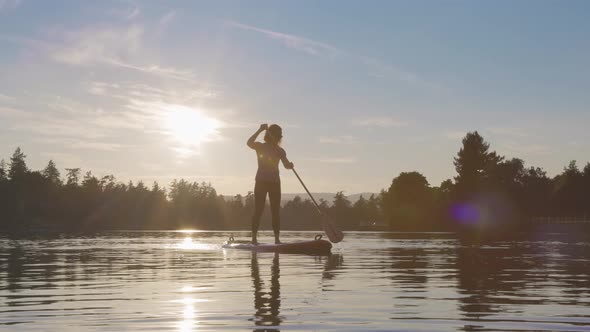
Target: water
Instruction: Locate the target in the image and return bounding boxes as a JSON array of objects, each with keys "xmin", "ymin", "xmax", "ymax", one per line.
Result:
[{"xmin": 1, "ymin": 231, "xmax": 589, "ymax": 331}]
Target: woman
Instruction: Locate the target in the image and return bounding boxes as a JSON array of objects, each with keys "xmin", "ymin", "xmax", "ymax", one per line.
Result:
[{"xmin": 247, "ymin": 124, "xmax": 294, "ymax": 244}]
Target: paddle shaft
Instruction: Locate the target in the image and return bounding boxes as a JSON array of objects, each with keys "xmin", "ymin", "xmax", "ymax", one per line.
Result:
[
  {"xmin": 291, "ymin": 168, "xmax": 344, "ymax": 243},
  {"xmin": 291, "ymin": 168, "xmax": 322, "ymax": 214}
]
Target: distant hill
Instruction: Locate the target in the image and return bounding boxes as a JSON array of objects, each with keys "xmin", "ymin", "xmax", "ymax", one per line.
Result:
[{"xmin": 223, "ymin": 192, "xmax": 378, "ymax": 206}]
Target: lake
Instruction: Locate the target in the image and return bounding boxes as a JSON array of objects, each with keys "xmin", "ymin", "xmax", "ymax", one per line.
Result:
[{"xmin": 1, "ymin": 231, "xmax": 589, "ymax": 331}]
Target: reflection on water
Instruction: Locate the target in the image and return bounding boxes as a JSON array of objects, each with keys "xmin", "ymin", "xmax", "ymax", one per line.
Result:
[
  {"xmin": 251, "ymin": 253, "xmax": 281, "ymax": 331},
  {"xmin": 0, "ymin": 231, "xmax": 589, "ymax": 331}
]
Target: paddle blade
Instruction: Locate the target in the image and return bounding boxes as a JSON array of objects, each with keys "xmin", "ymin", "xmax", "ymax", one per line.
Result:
[{"xmin": 321, "ymin": 214, "xmax": 344, "ymax": 243}]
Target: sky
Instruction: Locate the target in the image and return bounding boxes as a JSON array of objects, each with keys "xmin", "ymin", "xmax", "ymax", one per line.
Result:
[{"xmin": 1, "ymin": 0, "xmax": 589, "ymax": 195}]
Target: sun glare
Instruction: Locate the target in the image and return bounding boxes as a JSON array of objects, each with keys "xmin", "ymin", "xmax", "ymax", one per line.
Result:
[{"xmin": 164, "ymin": 105, "xmax": 222, "ymax": 153}]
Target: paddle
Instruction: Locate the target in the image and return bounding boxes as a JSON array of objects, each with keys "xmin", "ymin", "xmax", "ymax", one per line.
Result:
[{"xmin": 291, "ymin": 168, "xmax": 344, "ymax": 243}]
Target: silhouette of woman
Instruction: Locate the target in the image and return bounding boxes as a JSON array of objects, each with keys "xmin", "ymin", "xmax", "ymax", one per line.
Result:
[{"xmin": 247, "ymin": 124, "xmax": 293, "ymax": 244}]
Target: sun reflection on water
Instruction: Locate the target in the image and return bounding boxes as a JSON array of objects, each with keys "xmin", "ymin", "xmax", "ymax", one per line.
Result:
[
  {"xmin": 175, "ymin": 287, "xmax": 209, "ymax": 332},
  {"xmin": 173, "ymin": 237, "xmax": 215, "ymax": 250},
  {"xmin": 178, "ymin": 300, "xmax": 195, "ymax": 332}
]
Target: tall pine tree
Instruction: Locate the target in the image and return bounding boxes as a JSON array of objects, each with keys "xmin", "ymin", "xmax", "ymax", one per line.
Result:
[{"xmin": 8, "ymin": 147, "xmax": 29, "ymax": 180}]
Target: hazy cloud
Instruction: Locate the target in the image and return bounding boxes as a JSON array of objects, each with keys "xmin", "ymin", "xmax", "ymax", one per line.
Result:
[
  {"xmin": 227, "ymin": 21, "xmax": 434, "ymax": 87},
  {"xmin": 39, "ymin": 151, "xmax": 84, "ymax": 167},
  {"xmin": 2, "ymin": 22, "xmax": 195, "ymax": 81},
  {"xmin": 12, "ymin": 117, "xmax": 108, "ymax": 140},
  {"xmin": 353, "ymin": 117, "xmax": 408, "ymax": 128},
  {"xmin": 501, "ymin": 143, "xmax": 551, "ymax": 156},
  {"xmin": 51, "ymin": 24, "xmax": 143, "ymax": 65},
  {"xmin": 443, "ymin": 130, "xmax": 467, "ymax": 140},
  {"xmin": 317, "ymin": 157, "xmax": 356, "ymax": 164},
  {"xmin": 319, "ymin": 135, "xmax": 356, "ymax": 144},
  {"xmin": 87, "ymin": 81, "xmax": 215, "ymax": 102},
  {"xmin": 0, "ymin": 105, "xmax": 32, "ymax": 119},
  {"xmin": 107, "ymin": 2, "xmax": 140, "ymax": 20},
  {"xmin": 102, "ymin": 58, "xmax": 195, "ymax": 81},
  {"xmin": 486, "ymin": 126, "xmax": 529, "ymax": 138},
  {"xmin": 34, "ymin": 137, "xmax": 127, "ymax": 151},
  {"xmin": 361, "ymin": 56, "xmax": 420, "ymax": 84},
  {"xmin": 0, "ymin": 93, "xmax": 14, "ymax": 102},
  {"xmin": 0, "ymin": 0, "xmax": 22, "ymax": 10},
  {"xmin": 3, "ymin": 94, "xmax": 147, "ymax": 150},
  {"xmin": 156, "ymin": 10, "xmax": 176, "ymax": 37},
  {"xmin": 227, "ymin": 20, "xmax": 342, "ymax": 57},
  {"xmin": 69, "ymin": 141, "xmax": 125, "ymax": 151}
]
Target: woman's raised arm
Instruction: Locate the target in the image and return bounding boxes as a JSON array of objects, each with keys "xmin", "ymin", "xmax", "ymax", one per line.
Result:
[{"xmin": 247, "ymin": 124, "xmax": 268, "ymax": 149}]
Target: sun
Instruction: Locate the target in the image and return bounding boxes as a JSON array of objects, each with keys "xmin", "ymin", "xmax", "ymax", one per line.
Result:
[{"xmin": 164, "ymin": 105, "xmax": 222, "ymax": 150}]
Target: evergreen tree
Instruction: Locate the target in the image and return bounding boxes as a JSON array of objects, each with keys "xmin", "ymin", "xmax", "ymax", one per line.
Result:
[
  {"xmin": 65, "ymin": 168, "xmax": 81, "ymax": 186},
  {"xmin": 332, "ymin": 191, "xmax": 351, "ymax": 209},
  {"xmin": 553, "ymin": 161, "xmax": 585, "ymax": 216},
  {"xmin": 366, "ymin": 194, "xmax": 382, "ymax": 223},
  {"xmin": 0, "ymin": 159, "xmax": 6, "ymax": 181},
  {"xmin": 453, "ymin": 131, "xmax": 502, "ymax": 199},
  {"xmin": 100, "ymin": 175, "xmax": 117, "ymax": 191},
  {"xmin": 151, "ymin": 181, "xmax": 165, "ymax": 196},
  {"xmin": 353, "ymin": 194, "xmax": 368, "ymax": 225},
  {"xmin": 8, "ymin": 147, "xmax": 29, "ymax": 180},
  {"xmin": 584, "ymin": 163, "xmax": 590, "ymax": 217},
  {"xmin": 318, "ymin": 198, "xmax": 329, "ymax": 210},
  {"xmin": 331, "ymin": 191, "xmax": 353, "ymax": 229},
  {"xmin": 440, "ymin": 179, "xmax": 454, "ymax": 195},
  {"xmin": 82, "ymin": 171, "xmax": 101, "ymax": 191},
  {"xmin": 522, "ymin": 166, "xmax": 552, "ymax": 217},
  {"xmin": 42, "ymin": 160, "xmax": 62, "ymax": 185}
]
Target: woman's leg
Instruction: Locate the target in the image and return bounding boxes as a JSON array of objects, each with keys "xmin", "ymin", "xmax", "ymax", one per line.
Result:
[
  {"xmin": 251, "ymin": 181, "xmax": 267, "ymax": 244},
  {"xmin": 268, "ymin": 182, "xmax": 281, "ymax": 244}
]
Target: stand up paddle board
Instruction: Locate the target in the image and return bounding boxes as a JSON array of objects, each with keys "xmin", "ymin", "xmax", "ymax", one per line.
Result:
[{"xmin": 222, "ymin": 234, "xmax": 332, "ymax": 255}]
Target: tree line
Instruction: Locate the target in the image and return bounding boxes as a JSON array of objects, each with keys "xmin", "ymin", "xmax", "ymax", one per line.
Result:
[
  {"xmin": 381, "ymin": 131, "xmax": 590, "ymax": 232},
  {"xmin": 1, "ymin": 131, "xmax": 589, "ymax": 233}
]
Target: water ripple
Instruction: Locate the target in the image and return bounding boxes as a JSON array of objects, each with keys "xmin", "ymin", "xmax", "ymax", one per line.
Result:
[{"xmin": 1, "ymin": 231, "xmax": 589, "ymax": 331}]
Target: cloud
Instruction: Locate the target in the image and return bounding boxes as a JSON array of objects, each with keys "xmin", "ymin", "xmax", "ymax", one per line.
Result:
[
  {"xmin": 443, "ymin": 130, "xmax": 467, "ymax": 140},
  {"xmin": 48, "ymin": 24, "xmax": 162, "ymax": 77},
  {"xmin": 0, "ymin": 105, "xmax": 32, "ymax": 119},
  {"xmin": 0, "ymin": 0, "xmax": 21, "ymax": 10},
  {"xmin": 486, "ymin": 126, "xmax": 528, "ymax": 138},
  {"xmin": 3, "ymin": 22, "xmax": 195, "ymax": 81},
  {"xmin": 3, "ymin": 94, "xmax": 145, "ymax": 150},
  {"xmin": 87, "ymin": 81, "xmax": 120, "ymax": 95},
  {"xmin": 12, "ymin": 118, "xmax": 108, "ymax": 140},
  {"xmin": 226, "ymin": 20, "xmax": 342, "ymax": 57},
  {"xmin": 127, "ymin": 6, "xmax": 140, "ymax": 20},
  {"xmin": 156, "ymin": 10, "xmax": 176, "ymax": 37},
  {"xmin": 316, "ymin": 157, "xmax": 356, "ymax": 164},
  {"xmin": 500, "ymin": 143, "xmax": 551, "ymax": 156},
  {"xmin": 107, "ymin": 2, "xmax": 140, "ymax": 20},
  {"xmin": 69, "ymin": 141, "xmax": 125, "ymax": 151},
  {"xmin": 360, "ymin": 56, "xmax": 432, "ymax": 86},
  {"xmin": 0, "ymin": 93, "xmax": 14, "ymax": 102},
  {"xmin": 0, "ymin": 34, "xmax": 54, "ymax": 52},
  {"xmin": 50, "ymin": 24, "xmax": 143, "ymax": 65},
  {"xmin": 34, "ymin": 137, "xmax": 126, "ymax": 151},
  {"xmin": 319, "ymin": 135, "xmax": 356, "ymax": 144},
  {"xmin": 226, "ymin": 21, "xmax": 437, "ymax": 88},
  {"xmin": 101, "ymin": 58, "xmax": 195, "ymax": 81},
  {"xmin": 2, "ymin": 86, "xmax": 222, "ymax": 155},
  {"xmin": 39, "ymin": 151, "xmax": 84, "ymax": 167},
  {"xmin": 353, "ymin": 117, "xmax": 408, "ymax": 128}
]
